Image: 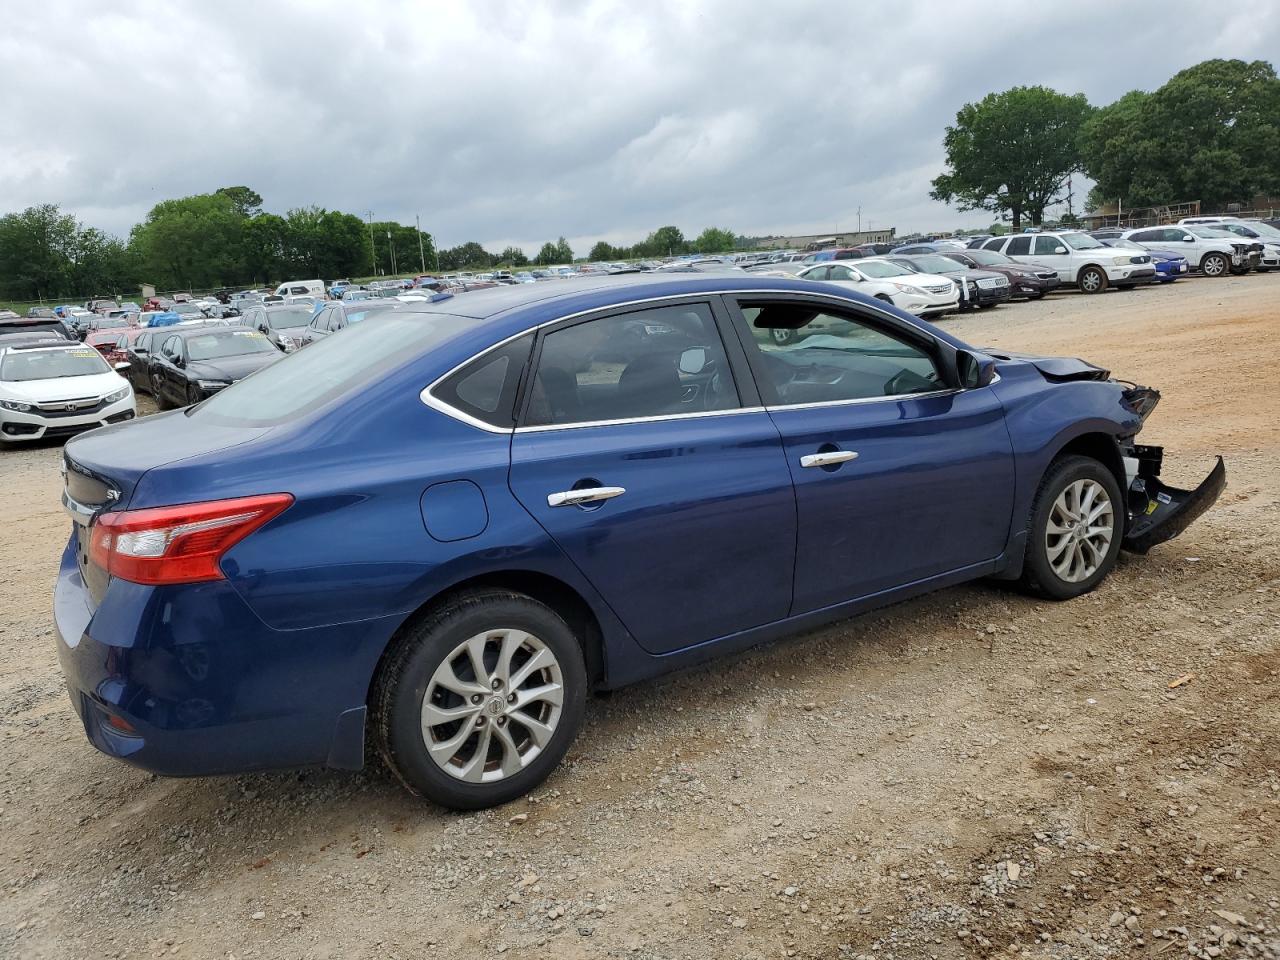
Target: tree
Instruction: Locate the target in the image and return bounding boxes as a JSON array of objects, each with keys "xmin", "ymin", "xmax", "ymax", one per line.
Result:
[
  {"xmin": 129, "ymin": 192, "xmax": 248, "ymax": 289},
  {"xmin": 640, "ymin": 225, "xmax": 687, "ymax": 257},
  {"xmin": 554, "ymin": 236, "xmax": 574, "ymax": 263},
  {"xmin": 440, "ymin": 241, "xmax": 495, "ymax": 271},
  {"xmin": 0, "ymin": 204, "xmax": 78, "ymax": 299},
  {"xmin": 215, "ymin": 185, "xmax": 264, "ymax": 218},
  {"xmin": 588, "ymin": 241, "xmax": 617, "ymax": 261},
  {"xmin": 930, "ymin": 86, "xmax": 1092, "ymax": 231},
  {"xmin": 694, "ymin": 227, "xmax": 735, "ymax": 254},
  {"xmin": 1080, "ymin": 59, "xmax": 1280, "ymax": 209},
  {"xmin": 498, "ymin": 246, "xmax": 528, "ymax": 267}
]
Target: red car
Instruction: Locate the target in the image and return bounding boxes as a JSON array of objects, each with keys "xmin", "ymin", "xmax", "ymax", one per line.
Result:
[{"xmin": 85, "ymin": 328, "xmax": 143, "ymax": 366}]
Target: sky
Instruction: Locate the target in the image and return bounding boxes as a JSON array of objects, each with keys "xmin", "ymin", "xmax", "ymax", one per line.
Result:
[{"xmin": 4, "ymin": 1, "xmax": 1278, "ymax": 254}]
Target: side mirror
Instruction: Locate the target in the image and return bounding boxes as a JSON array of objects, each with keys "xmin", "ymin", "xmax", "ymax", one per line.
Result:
[
  {"xmin": 1183, "ymin": 235, "xmax": 1195, "ymax": 242},
  {"xmin": 679, "ymin": 347, "xmax": 708, "ymax": 375},
  {"xmin": 113, "ymin": 361, "xmax": 130, "ymax": 371},
  {"xmin": 956, "ymin": 350, "xmax": 997, "ymax": 389},
  {"xmin": 1053, "ymin": 246, "xmax": 1068, "ymax": 255}
]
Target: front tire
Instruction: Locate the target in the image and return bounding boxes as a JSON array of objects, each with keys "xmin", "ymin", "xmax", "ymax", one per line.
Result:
[
  {"xmin": 1078, "ymin": 266, "xmax": 1107, "ymax": 294},
  {"xmin": 1200, "ymin": 252, "xmax": 1229, "ymax": 277},
  {"xmin": 373, "ymin": 589, "xmax": 587, "ymax": 809},
  {"xmin": 1019, "ymin": 455, "xmax": 1123, "ymax": 601}
]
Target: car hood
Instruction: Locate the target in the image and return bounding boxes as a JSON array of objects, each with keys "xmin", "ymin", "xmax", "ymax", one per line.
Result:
[
  {"xmin": 984, "ymin": 349, "xmax": 1110, "ymax": 382},
  {"xmin": 186, "ymin": 353, "xmax": 282, "ymax": 382},
  {"xmin": 898, "ymin": 272, "xmax": 955, "ymax": 289},
  {"xmin": 1, "ymin": 370, "xmax": 128, "ymax": 402}
]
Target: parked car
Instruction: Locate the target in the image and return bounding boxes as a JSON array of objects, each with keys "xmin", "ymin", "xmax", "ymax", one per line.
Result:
[
  {"xmin": 981, "ymin": 232, "xmax": 1156, "ymax": 293},
  {"xmin": 273, "ymin": 279, "xmax": 326, "ymax": 299},
  {"xmin": 0, "ymin": 340, "xmax": 135, "ymax": 443},
  {"xmin": 148, "ymin": 326, "xmax": 283, "ymax": 409},
  {"xmin": 885, "ymin": 253, "xmax": 1012, "ymax": 310},
  {"xmin": 53, "ymin": 275, "xmax": 1224, "ymax": 808},
  {"xmin": 1087, "ymin": 228, "xmax": 1128, "ymax": 241},
  {"xmin": 241, "ymin": 303, "xmax": 314, "ymax": 352},
  {"xmin": 1121, "ymin": 225, "xmax": 1257, "ymax": 277},
  {"xmin": 328, "ymin": 279, "xmax": 354, "ymax": 298},
  {"xmin": 1186, "ymin": 220, "xmax": 1280, "ymax": 271},
  {"xmin": 797, "ymin": 259, "xmax": 959, "ymax": 318},
  {"xmin": 940, "ymin": 249, "xmax": 1062, "ymax": 299},
  {"xmin": 122, "ymin": 330, "xmax": 160, "ymax": 395},
  {"xmin": 85, "ymin": 328, "xmax": 140, "ymax": 365},
  {"xmin": 302, "ymin": 300, "xmax": 406, "ymax": 347},
  {"xmin": 890, "ymin": 242, "xmax": 964, "ymax": 255},
  {"xmin": 1100, "ymin": 239, "xmax": 1188, "ymax": 282},
  {"xmin": 26, "ymin": 307, "xmax": 57, "ymax": 319},
  {"xmin": 0, "ymin": 316, "xmax": 72, "ymax": 340}
]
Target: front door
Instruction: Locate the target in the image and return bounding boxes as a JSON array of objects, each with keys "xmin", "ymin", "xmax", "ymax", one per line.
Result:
[
  {"xmin": 508, "ymin": 299, "xmax": 796, "ymax": 654},
  {"xmin": 726, "ymin": 295, "xmax": 1016, "ymax": 614}
]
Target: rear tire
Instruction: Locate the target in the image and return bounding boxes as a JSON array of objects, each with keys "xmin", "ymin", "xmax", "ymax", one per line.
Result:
[
  {"xmin": 1077, "ymin": 266, "xmax": 1107, "ymax": 294},
  {"xmin": 1019, "ymin": 455, "xmax": 1124, "ymax": 601},
  {"xmin": 1200, "ymin": 252, "xmax": 1229, "ymax": 277},
  {"xmin": 153, "ymin": 377, "xmax": 172, "ymax": 410},
  {"xmin": 373, "ymin": 589, "xmax": 587, "ymax": 810}
]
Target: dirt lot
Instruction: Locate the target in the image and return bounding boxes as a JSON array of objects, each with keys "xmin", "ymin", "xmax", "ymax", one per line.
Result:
[{"xmin": 2, "ymin": 276, "xmax": 1278, "ymax": 960}]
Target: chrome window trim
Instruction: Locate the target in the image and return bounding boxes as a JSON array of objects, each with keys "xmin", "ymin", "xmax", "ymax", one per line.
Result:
[{"xmin": 418, "ymin": 288, "xmax": 947, "ymax": 433}]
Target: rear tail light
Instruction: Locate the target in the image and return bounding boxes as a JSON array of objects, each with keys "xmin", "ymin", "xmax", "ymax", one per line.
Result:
[{"xmin": 89, "ymin": 493, "xmax": 293, "ymax": 585}]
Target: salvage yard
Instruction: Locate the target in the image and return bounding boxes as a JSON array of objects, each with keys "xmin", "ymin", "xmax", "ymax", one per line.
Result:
[{"xmin": 2, "ymin": 276, "xmax": 1278, "ymax": 960}]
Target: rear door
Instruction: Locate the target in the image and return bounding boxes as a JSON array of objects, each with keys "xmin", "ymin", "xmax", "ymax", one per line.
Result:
[
  {"xmin": 725, "ymin": 294, "xmax": 1015, "ymax": 614},
  {"xmin": 507, "ymin": 298, "xmax": 797, "ymax": 654}
]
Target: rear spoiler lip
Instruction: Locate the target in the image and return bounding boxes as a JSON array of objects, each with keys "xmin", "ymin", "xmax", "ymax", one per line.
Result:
[{"xmin": 1123, "ymin": 456, "xmax": 1226, "ymax": 555}]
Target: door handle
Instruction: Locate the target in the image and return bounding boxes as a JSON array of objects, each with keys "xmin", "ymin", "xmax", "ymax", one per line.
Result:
[
  {"xmin": 799, "ymin": 450, "xmax": 859, "ymax": 468},
  {"xmin": 547, "ymin": 486, "xmax": 626, "ymax": 507}
]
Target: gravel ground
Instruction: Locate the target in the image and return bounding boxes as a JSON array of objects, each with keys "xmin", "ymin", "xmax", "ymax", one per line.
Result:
[{"xmin": 2, "ymin": 276, "xmax": 1278, "ymax": 960}]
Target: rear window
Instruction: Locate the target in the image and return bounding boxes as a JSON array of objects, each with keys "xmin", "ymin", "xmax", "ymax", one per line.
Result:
[{"xmin": 192, "ymin": 310, "xmax": 473, "ymax": 426}]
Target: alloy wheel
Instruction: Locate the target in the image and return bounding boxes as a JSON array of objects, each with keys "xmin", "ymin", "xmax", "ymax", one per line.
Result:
[
  {"xmin": 421, "ymin": 628, "xmax": 564, "ymax": 783},
  {"xmin": 1045, "ymin": 479, "xmax": 1114, "ymax": 583}
]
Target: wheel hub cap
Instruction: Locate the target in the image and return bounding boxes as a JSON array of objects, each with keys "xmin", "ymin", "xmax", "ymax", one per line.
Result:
[
  {"xmin": 420, "ymin": 628, "xmax": 564, "ymax": 783},
  {"xmin": 1045, "ymin": 478, "xmax": 1114, "ymax": 583}
]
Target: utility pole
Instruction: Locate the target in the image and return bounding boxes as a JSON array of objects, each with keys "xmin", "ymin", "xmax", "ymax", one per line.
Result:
[
  {"xmin": 856, "ymin": 206, "xmax": 862, "ymax": 234},
  {"xmin": 416, "ymin": 215, "xmax": 426, "ymax": 274},
  {"xmin": 367, "ymin": 212, "xmax": 376, "ymax": 276},
  {"xmin": 387, "ymin": 230, "xmax": 397, "ymax": 276}
]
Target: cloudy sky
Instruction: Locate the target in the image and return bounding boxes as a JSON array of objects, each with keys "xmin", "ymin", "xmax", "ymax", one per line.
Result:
[{"xmin": 4, "ymin": 1, "xmax": 1277, "ymax": 253}]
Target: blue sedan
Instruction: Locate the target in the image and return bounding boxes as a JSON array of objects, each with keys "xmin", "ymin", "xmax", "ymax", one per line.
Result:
[
  {"xmin": 1103, "ymin": 238, "xmax": 1188, "ymax": 282},
  {"xmin": 54, "ymin": 275, "xmax": 1224, "ymax": 809}
]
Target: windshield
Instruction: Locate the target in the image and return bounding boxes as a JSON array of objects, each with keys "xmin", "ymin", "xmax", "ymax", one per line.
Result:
[
  {"xmin": 1190, "ymin": 227, "xmax": 1235, "ymax": 239},
  {"xmin": 1, "ymin": 347, "xmax": 110, "ymax": 382},
  {"xmin": 963, "ymin": 249, "xmax": 1012, "ymax": 266},
  {"xmin": 1106, "ymin": 238, "xmax": 1144, "ymax": 251},
  {"xmin": 194, "ymin": 311, "xmax": 473, "ymax": 426},
  {"xmin": 265, "ymin": 307, "xmax": 314, "ymax": 329},
  {"xmin": 855, "ymin": 260, "xmax": 911, "ymax": 279},
  {"xmin": 186, "ymin": 329, "xmax": 278, "ymax": 361},
  {"xmin": 1243, "ymin": 221, "xmax": 1280, "ymax": 240},
  {"xmin": 172, "ymin": 303, "xmax": 204, "ymax": 316},
  {"xmin": 905, "ymin": 255, "xmax": 959, "ymax": 274},
  {"xmin": 1061, "ymin": 232, "xmax": 1105, "ymax": 250}
]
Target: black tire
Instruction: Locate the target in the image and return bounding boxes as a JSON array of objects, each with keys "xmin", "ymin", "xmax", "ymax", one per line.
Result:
[
  {"xmin": 1077, "ymin": 266, "xmax": 1108, "ymax": 294},
  {"xmin": 1200, "ymin": 252, "xmax": 1229, "ymax": 278},
  {"xmin": 153, "ymin": 377, "xmax": 172, "ymax": 410},
  {"xmin": 1019, "ymin": 455, "xmax": 1124, "ymax": 601},
  {"xmin": 373, "ymin": 589, "xmax": 587, "ymax": 809}
]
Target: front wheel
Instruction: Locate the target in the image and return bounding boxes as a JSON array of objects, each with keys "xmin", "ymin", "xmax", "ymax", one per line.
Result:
[
  {"xmin": 1200, "ymin": 252, "xmax": 1229, "ymax": 277},
  {"xmin": 1020, "ymin": 455, "xmax": 1123, "ymax": 601},
  {"xmin": 373, "ymin": 590, "xmax": 587, "ymax": 809},
  {"xmin": 1077, "ymin": 266, "xmax": 1107, "ymax": 294},
  {"xmin": 153, "ymin": 376, "xmax": 172, "ymax": 410}
]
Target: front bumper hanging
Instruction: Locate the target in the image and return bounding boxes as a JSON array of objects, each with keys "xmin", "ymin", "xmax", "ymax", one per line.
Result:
[{"xmin": 1123, "ymin": 445, "xmax": 1227, "ymax": 555}]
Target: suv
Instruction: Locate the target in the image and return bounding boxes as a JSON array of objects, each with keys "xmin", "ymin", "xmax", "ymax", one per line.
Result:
[
  {"xmin": 1122, "ymin": 225, "xmax": 1256, "ymax": 277},
  {"xmin": 1178, "ymin": 218, "xmax": 1280, "ymax": 271},
  {"xmin": 981, "ymin": 231, "xmax": 1156, "ymax": 293}
]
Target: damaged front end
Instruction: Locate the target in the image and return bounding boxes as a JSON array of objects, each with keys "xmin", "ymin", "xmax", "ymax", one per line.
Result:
[{"xmin": 1119, "ymin": 386, "xmax": 1226, "ymax": 554}]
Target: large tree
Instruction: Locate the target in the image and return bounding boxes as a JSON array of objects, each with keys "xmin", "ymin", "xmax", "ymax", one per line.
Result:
[
  {"xmin": 930, "ymin": 86, "xmax": 1092, "ymax": 231},
  {"xmin": 1080, "ymin": 59, "xmax": 1280, "ymax": 209},
  {"xmin": 693, "ymin": 227, "xmax": 735, "ymax": 254},
  {"xmin": 129, "ymin": 192, "xmax": 249, "ymax": 289},
  {"xmin": 0, "ymin": 203, "xmax": 78, "ymax": 299}
]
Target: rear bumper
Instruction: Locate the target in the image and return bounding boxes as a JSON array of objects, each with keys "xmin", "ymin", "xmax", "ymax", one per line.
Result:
[{"xmin": 53, "ymin": 533, "xmax": 390, "ymax": 777}]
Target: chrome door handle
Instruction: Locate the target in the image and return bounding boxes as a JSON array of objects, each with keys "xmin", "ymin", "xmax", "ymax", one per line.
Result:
[
  {"xmin": 799, "ymin": 450, "xmax": 859, "ymax": 468},
  {"xmin": 547, "ymin": 486, "xmax": 626, "ymax": 507}
]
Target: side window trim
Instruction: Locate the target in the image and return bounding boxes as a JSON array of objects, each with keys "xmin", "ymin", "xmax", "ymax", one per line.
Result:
[{"xmin": 720, "ymin": 293, "xmax": 961, "ymax": 409}]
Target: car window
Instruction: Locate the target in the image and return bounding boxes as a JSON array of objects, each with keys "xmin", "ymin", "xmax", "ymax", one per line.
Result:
[
  {"xmin": 828, "ymin": 265, "xmax": 856, "ymax": 281},
  {"xmin": 161, "ymin": 336, "xmax": 181, "ymax": 360},
  {"xmin": 523, "ymin": 303, "xmax": 739, "ymax": 428},
  {"xmin": 433, "ymin": 334, "xmax": 535, "ymax": 428},
  {"xmin": 1005, "ymin": 237, "xmax": 1032, "ymax": 256},
  {"xmin": 737, "ymin": 302, "xmax": 941, "ymax": 406},
  {"xmin": 801, "ymin": 266, "xmax": 829, "ymax": 280},
  {"xmin": 983, "ymin": 238, "xmax": 1006, "ymax": 251},
  {"xmin": 1165, "ymin": 229, "xmax": 1190, "ymax": 242},
  {"xmin": 1032, "ymin": 236, "xmax": 1062, "ymax": 256}
]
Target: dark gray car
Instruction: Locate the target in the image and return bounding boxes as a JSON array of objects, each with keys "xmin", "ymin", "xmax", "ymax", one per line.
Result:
[{"xmin": 241, "ymin": 303, "xmax": 316, "ymax": 352}]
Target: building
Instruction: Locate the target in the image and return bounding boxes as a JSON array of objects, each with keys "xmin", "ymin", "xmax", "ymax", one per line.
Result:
[{"xmin": 752, "ymin": 228, "xmax": 896, "ymax": 250}]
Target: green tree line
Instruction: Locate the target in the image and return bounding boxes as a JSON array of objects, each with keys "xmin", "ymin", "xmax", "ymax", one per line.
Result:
[
  {"xmin": 931, "ymin": 59, "xmax": 1280, "ymax": 230},
  {"xmin": 587, "ymin": 225, "xmax": 737, "ymax": 262}
]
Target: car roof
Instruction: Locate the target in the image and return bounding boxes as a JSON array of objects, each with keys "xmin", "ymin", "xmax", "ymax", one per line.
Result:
[{"xmin": 159, "ymin": 324, "xmax": 256, "ymax": 339}]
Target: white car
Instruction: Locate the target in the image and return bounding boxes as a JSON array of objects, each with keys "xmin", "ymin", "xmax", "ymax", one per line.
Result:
[
  {"xmin": 1178, "ymin": 218, "xmax": 1280, "ymax": 271},
  {"xmin": 797, "ymin": 259, "xmax": 959, "ymax": 317},
  {"xmin": 1123, "ymin": 224, "xmax": 1257, "ymax": 277},
  {"xmin": 0, "ymin": 341, "xmax": 136, "ymax": 444},
  {"xmin": 980, "ymin": 231, "xmax": 1156, "ymax": 293}
]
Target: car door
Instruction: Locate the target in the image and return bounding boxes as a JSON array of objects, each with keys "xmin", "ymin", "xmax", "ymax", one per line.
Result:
[
  {"xmin": 156, "ymin": 335, "xmax": 184, "ymax": 404},
  {"xmin": 724, "ymin": 293, "xmax": 1016, "ymax": 614},
  {"xmin": 507, "ymin": 298, "xmax": 797, "ymax": 655},
  {"xmin": 127, "ymin": 332, "xmax": 152, "ymax": 391},
  {"xmin": 1029, "ymin": 235, "xmax": 1074, "ymax": 281}
]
